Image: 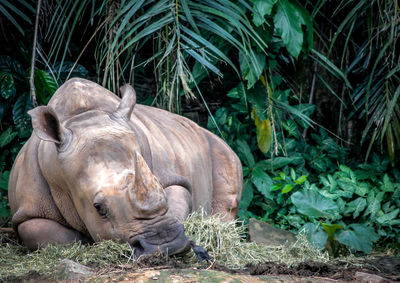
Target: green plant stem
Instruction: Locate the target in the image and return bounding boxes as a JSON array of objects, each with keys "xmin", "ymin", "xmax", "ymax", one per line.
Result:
[{"xmin": 29, "ymin": 0, "xmax": 41, "ymax": 107}]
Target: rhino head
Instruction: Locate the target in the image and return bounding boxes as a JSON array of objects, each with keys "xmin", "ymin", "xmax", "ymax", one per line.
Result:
[{"xmin": 28, "ymin": 85, "xmax": 190, "ymax": 256}]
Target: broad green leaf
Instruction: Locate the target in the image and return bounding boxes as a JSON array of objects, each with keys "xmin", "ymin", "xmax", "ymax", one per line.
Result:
[
  {"xmin": 283, "ymin": 119, "xmax": 299, "ymax": 138},
  {"xmin": 239, "ymin": 51, "xmax": 266, "ymax": 88},
  {"xmin": 236, "ymin": 139, "xmax": 255, "ymax": 168},
  {"xmin": 382, "ymin": 201, "xmax": 392, "ymax": 213},
  {"xmin": 270, "ymin": 184, "xmax": 282, "ymax": 191},
  {"xmin": 0, "ymin": 55, "xmax": 27, "ymax": 79},
  {"xmin": 284, "ymin": 214, "xmax": 306, "ymax": 229},
  {"xmin": 319, "ymin": 190, "xmax": 339, "ymax": 200},
  {"xmin": 336, "ymin": 181, "xmax": 355, "ymax": 198},
  {"xmin": 302, "ymin": 222, "xmax": 328, "ymax": 249},
  {"xmin": 376, "ymin": 191, "xmax": 385, "ymax": 202},
  {"xmin": 339, "ymin": 164, "xmax": 353, "ymax": 176},
  {"xmin": 336, "ymin": 224, "xmax": 379, "ymax": 254},
  {"xmin": 344, "ymin": 197, "xmax": 367, "ymax": 219},
  {"xmin": 227, "ymin": 82, "xmax": 247, "ymax": 100},
  {"xmin": 34, "ymin": 69, "xmax": 58, "ymax": 104},
  {"xmin": 281, "ymin": 183, "xmax": 293, "ymax": 194},
  {"xmin": 392, "ymin": 188, "xmax": 400, "ymax": 206},
  {"xmin": 290, "ymin": 168, "xmax": 296, "ymax": 180},
  {"xmin": 35, "ymin": 70, "xmax": 57, "ymax": 92},
  {"xmin": 0, "ymin": 73, "xmax": 15, "ymax": 99},
  {"xmin": 320, "ymin": 175, "xmax": 337, "ymax": 192},
  {"xmin": 336, "ymin": 197, "xmax": 346, "ymax": 212},
  {"xmin": 0, "ymin": 127, "xmax": 17, "ymax": 148},
  {"xmin": 354, "ymin": 182, "xmax": 369, "ymax": 197},
  {"xmin": 12, "ymin": 93, "xmax": 32, "ymax": 138},
  {"xmin": 293, "ymin": 0, "xmax": 313, "ymax": 51},
  {"xmin": 381, "ymin": 174, "xmax": 395, "ymax": 192},
  {"xmin": 291, "ymin": 190, "xmax": 339, "ymax": 219},
  {"xmin": 251, "ymin": 167, "xmax": 273, "ymax": 199},
  {"xmin": 273, "ymin": 0, "xmax": 304, "ymax": 58},
  {"xmin": 0, "ymin": 171, "xmax": 10, "ymax": 191},
  {"xmin": 294, "ymin": 175, "xmax": 307, "ymax": 184},
  {"xmin": 239, "ymin": 181, "xmax": 254, "ymax": 211},
  {"xmin": 252, "ymin": 0, "xmax": 277, "ymax": 26},
  {"xmin": 364, "ymin": 197, "xmax": 381, "ymax": 219},
  {"xmin": 321, "ymin": 223, "xmax": 344, "ymax": 241},
  {"xmin": 376, "ymin": 209, "xmax": 399, "ymax": 226},
  {"xmin": 252, "ymin": 109, "xmax": 272, "ymax": 154}
]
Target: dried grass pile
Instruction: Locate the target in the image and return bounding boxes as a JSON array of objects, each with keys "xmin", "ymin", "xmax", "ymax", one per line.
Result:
[
  {"xmin": 0, "ymin": 240, "xmax": 133, "ymax": 279},
  {"xmin": 183, "ymin": 210, "xmax": 329, "ymax": 268},
  {"xmin": 0, "ymin": 210, "xmax": 328, "ymax": 279}
]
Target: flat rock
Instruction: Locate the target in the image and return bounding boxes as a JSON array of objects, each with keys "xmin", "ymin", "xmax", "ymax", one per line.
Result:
[
  {"xmin": 248, "ymin": 218, "xmax": 296, "ymax": 246},
  {"xmin": 55, "ymin": 259, "xmax": 94, "ymax": 280},
  {"xmin": 354, "ymin": 272, "xmax": 390, "ymax": 283}
]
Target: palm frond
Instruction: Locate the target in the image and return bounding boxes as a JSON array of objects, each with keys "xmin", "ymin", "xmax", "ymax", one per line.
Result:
[{"xmin": 0, "ymin": 0, "xmax": 33, "ymax": 35}]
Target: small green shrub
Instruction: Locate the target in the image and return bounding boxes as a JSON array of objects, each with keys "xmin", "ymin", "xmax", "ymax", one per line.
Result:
[
  {"xmin": 297, "ymin": 162, "xmax": 400, "ymax": 255},
  {"xmin": 207, "ymin": 87, "xmax": 400, "ymax": 255}
]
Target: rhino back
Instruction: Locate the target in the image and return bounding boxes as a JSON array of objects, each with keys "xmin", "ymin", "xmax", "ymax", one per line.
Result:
[{"xmin": 132, "ymin": 105, "xmax": 214, "ymax": 213}]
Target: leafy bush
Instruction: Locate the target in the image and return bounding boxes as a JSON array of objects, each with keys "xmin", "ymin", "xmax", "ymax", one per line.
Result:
[
  {"xmin": 0, "ymin": 55, "xmax": 58, "ymax": 219},
  {"xmin": 297, "ymin": 160, "xmax": 400, "ymax": 255},
  {"xmin": 207, "ymin": 83, "xmax": 400, "ymax": 255}
]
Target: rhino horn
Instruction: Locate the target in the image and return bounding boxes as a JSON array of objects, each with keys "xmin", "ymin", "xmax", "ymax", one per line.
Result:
[
  {"xmin": 114, "ymin": 84, "xmax": 136, "ymax": 121},
  {"xmin": 129, "ymin": 151, "xmax": 167, "ymax": 218}
]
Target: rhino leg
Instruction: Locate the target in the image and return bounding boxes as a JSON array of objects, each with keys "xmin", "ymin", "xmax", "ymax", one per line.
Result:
[
  {"xmin": 18, "ymin": 218, "xmax": 92, "ymax": 251},
  {"xmin": 165, "ymin": 185, "xmax": 192, "ymax": 221},
  {"xmin": 206, "ymin": 133, "xmax": 243, "ymax": 222}
]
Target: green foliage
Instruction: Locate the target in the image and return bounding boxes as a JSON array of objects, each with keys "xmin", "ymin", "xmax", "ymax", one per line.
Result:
[
  {"xmin": 43, "ymin": 0, "xmax": 270, "ymax": 111},
  {"xmin": 291, "ymin": 190, "xmax": 339, "ymax": 219},
  {"xmin": 272, "ymin": 169, "xmax": 307, "ymax": 194},
  {"xmin": 0, "ymin": 0, "xmax": 34, "ymax": 35},
  {"xmin": 335, "ymin": 224, "xmax": 379, "ymax": 255},
  {"xmin": 0, "ymin": 53, "xmax": 57, "ymax": 221},
  {"xmin": 208, "ymin": 78, "xmax": 399, "ymax": 255},
  {"xmin": 289, "ymin": 160, "xmax": 399, "ymax": 254}
]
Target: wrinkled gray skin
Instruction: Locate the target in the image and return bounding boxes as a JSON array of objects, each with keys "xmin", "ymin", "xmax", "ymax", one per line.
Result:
[{"xmin": 8, "ymin": 78, "xmax": 242, "ymax": 256}]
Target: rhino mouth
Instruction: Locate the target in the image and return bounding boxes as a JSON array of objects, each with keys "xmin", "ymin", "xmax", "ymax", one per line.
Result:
[{"xmin": 129, "ymin": 219, "xmax": 190, "ymax": 257}]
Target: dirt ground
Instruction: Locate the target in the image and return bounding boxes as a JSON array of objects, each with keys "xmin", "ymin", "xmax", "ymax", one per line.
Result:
[
  {"xmin": 1, "ymin": 227, "xmax": 399, "ymax": 282},
  {"xmin": 3, "ymin": 252, "xmax": 399, "ymax": 282}
]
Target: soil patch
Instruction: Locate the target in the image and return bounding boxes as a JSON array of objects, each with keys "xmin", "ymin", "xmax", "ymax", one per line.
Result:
[
  {"xmin": 368, "ymin": 255, "xmax": 400, "ymax": 277},
  {"xmin": 249, "ymin": 261, "xmax": 355, "ymax": 281},
  {"xmin": 2, "ymin": 255, "xmax": 399, "ymax": 282},
  {"xmin": 248, "ymin": 256, "xmax": 400, "ymax": 282}
]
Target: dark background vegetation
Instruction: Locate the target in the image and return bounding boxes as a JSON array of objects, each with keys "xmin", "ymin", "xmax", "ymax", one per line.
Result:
[{"xmin": 0, "ymin": 0, "xmax": 399, "ymax": 256}]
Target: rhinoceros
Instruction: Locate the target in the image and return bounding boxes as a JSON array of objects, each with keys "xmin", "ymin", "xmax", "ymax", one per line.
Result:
[{"xmin": 8, "ymin": 78, "xmax": 242, "ymax": 256}]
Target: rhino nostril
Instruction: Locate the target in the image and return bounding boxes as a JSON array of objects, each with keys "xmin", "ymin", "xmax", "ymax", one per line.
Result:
[{"xmin": 131, "ymin": 239, "xmax": 145, "ymax": 256}]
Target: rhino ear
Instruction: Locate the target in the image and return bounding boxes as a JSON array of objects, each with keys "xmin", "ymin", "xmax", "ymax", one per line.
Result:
[
  {"xmin": 114, "ymin": 84, "xmax": 136, "ymax": 121},
  {"xmin": 28, "ymin": 106, "xmax": 65, "ymax": 144}
]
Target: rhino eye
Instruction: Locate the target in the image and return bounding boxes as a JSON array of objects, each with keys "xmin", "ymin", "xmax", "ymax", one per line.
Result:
[{"xmin": 93, "ymin": 203, "xmax": 108, "ymax": 217}]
